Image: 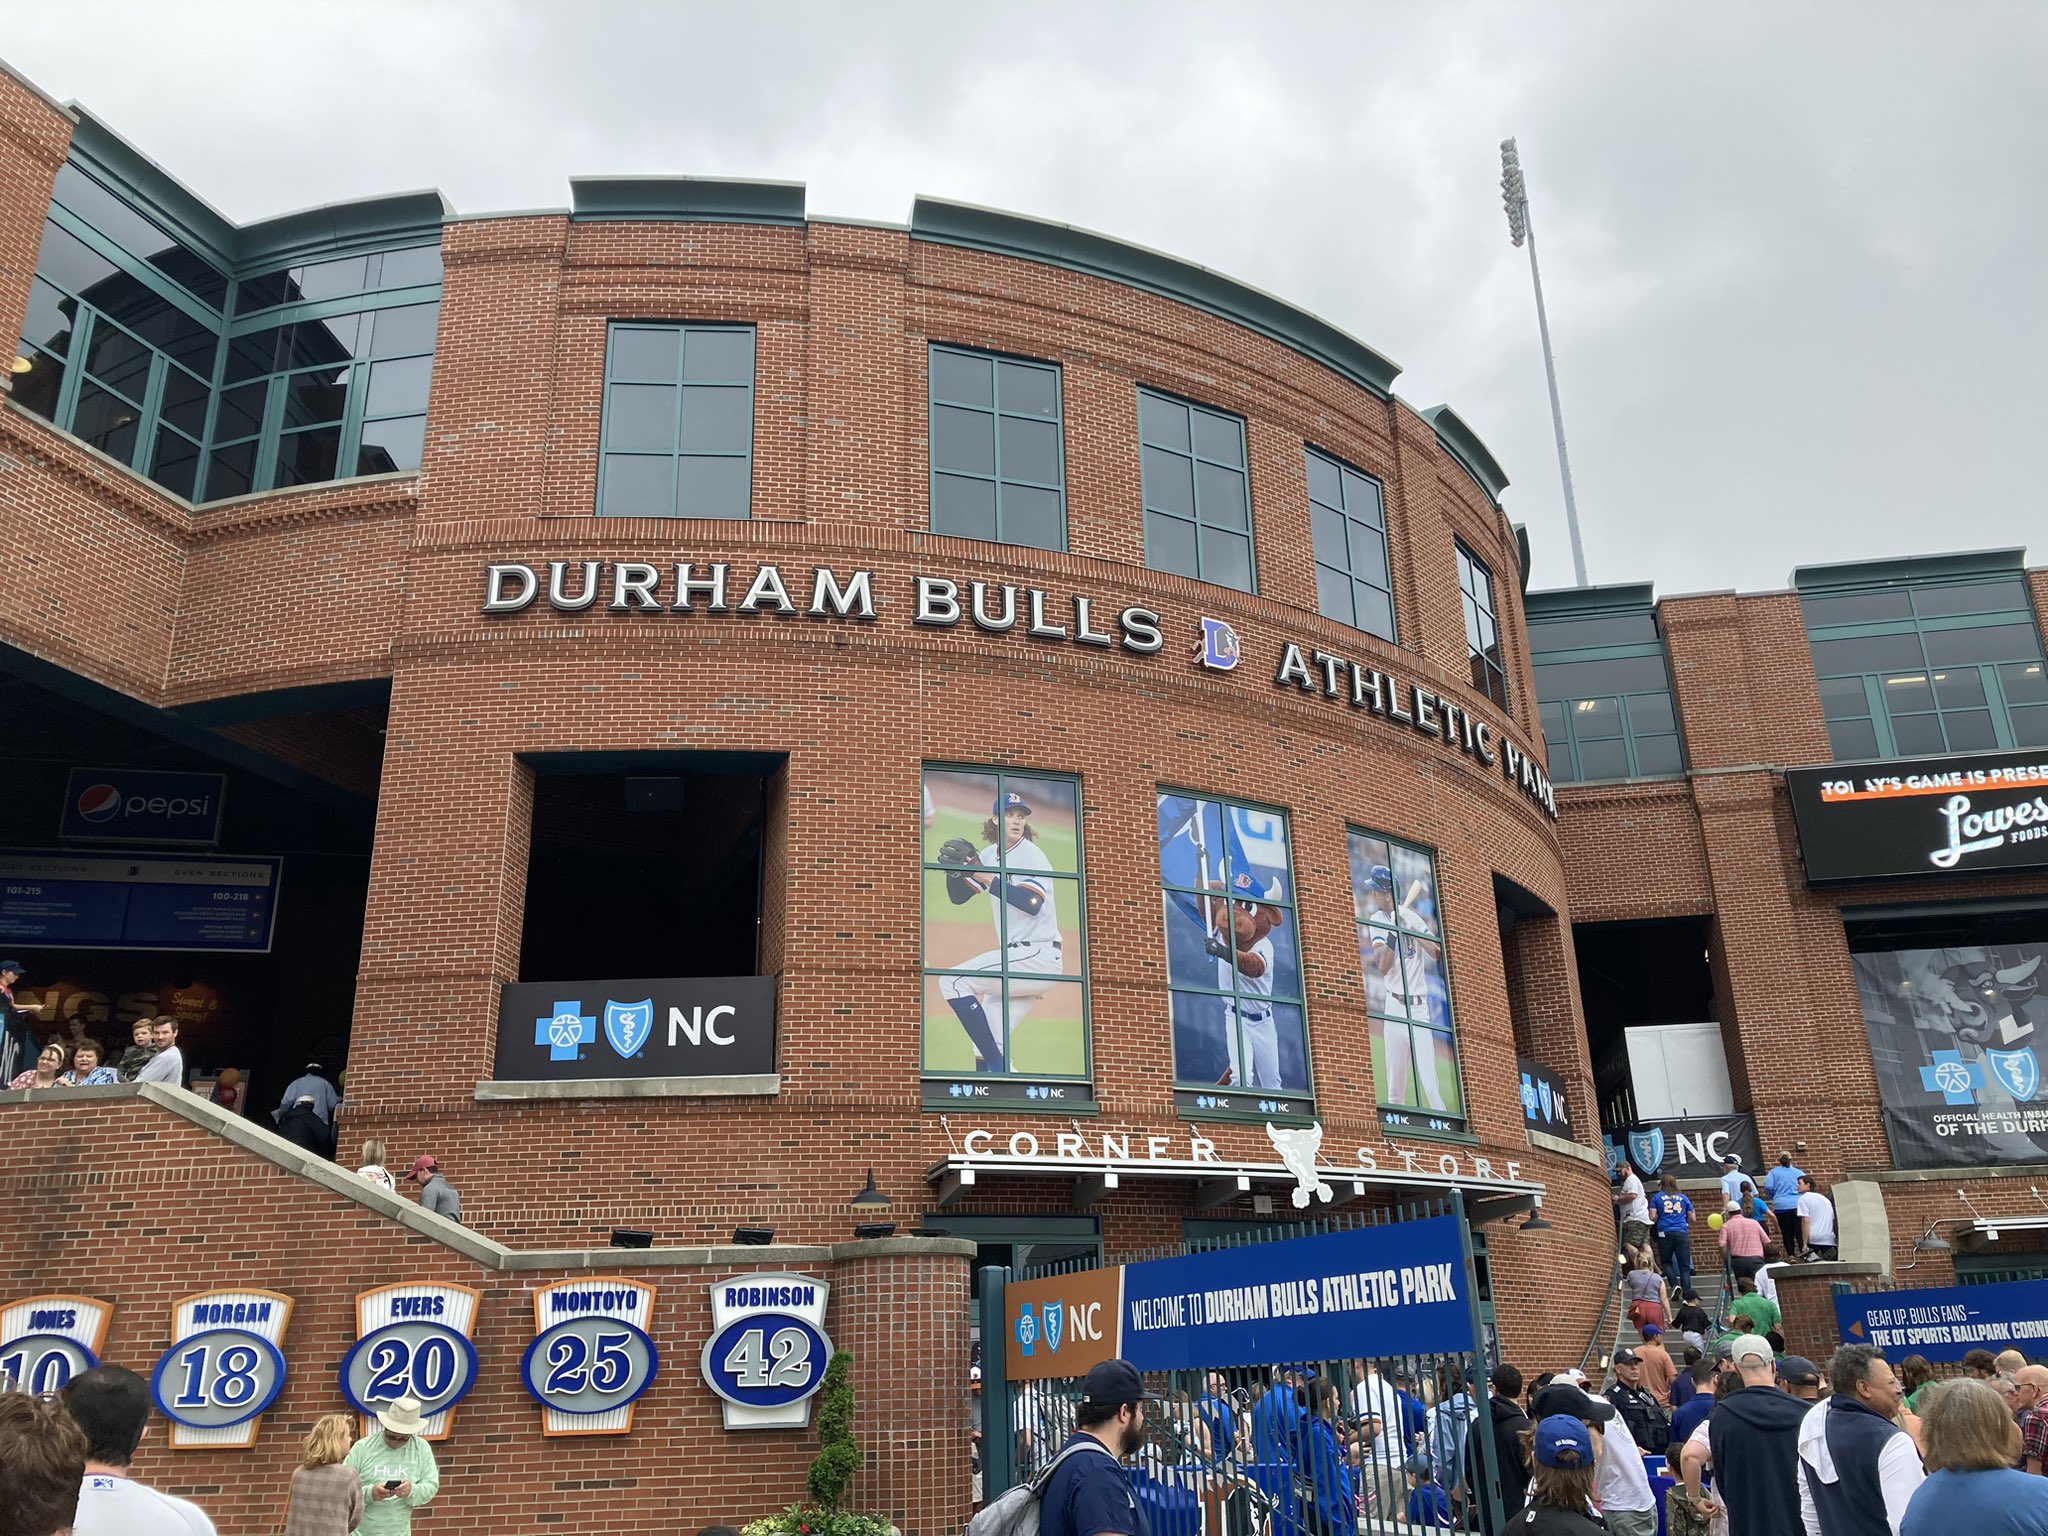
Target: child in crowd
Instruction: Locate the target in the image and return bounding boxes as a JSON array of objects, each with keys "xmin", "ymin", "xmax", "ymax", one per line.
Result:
[
  {"xmin": 1405, "ymin": 1455, "xmax": 1454, "ymax": 1527},
  {"xmin": 116, "ymin": 1017, "xmax": 158, "ymax": 1081}
]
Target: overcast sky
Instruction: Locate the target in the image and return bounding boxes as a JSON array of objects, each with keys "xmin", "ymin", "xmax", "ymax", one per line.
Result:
[{"xmin": 6, "ymin": 2, "xmax": 2043, "ymax": 595}]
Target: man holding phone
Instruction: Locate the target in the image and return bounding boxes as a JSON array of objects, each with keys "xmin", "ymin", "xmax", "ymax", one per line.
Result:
[{"xmin": 344, "ymin": 1397, "xmax": 439, "ymax": 1534}]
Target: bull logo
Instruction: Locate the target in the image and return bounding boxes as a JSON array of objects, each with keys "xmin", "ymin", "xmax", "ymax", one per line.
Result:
[{"xmin": 1266, "ymin": 1121, "xmax": 1335, "ymax": 1209}]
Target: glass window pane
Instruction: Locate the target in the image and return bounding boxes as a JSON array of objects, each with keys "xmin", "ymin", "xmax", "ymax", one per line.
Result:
[
  {"xmin": 680, "ymin": 385, "xmax": 751, "ymax": 454},
  {"xmin": 998, "ymin": 414, "xmax": 1059, "ymax": 485},
  {"xmin": 149, "ymin": 428, "xmax": 199, "ymax": 500},
  {"xmin": 275, "ymin": 426, "xmax": 342, "ymax": 487},
  {"xmin": 1315, "ymin": 564, "xmax": 1354, "ymax": 625},
  {"xmin": 1924, "ymin": 623, "xmax": 2044, "ymax": 668},
  {"xmin": 1199, "ymin": 528, "xmax": 1254, "ymax": 592},
  {"xmin": 1196, "ymin": 462, "xmax": 1248, "ymax": 529},
  {"xmin": 1578, "ymin": 737, "xmax": 1630, "ymax": 780},
  {"xmin": 1141, "ymin": 446, "xmax": 1195, "ymax": 516},
  {"xmin": 1536, "ymin": 654, "xmax": 1673, "ymax": 697},
  {"xmin": 290, "ymin": 313, "xmax": 358, "ymax": 367},
  {"xmin": 610, "ymin": 326, "xmax": 680, "ymax": 383},
  {"xmin": 1192, "ymin": 408, "xmax": 1242, "ymax": 466},
  {"xmin": 71, "ymin": 382, "xmax": 142, "ymax": 462},
  {"xmin": 1305, "ymin": 450, "xmax": 1342, "ymax": 508},
  {"xmin": 1827, "ymin": 717, "xmax": 1882, "ymax": 762},
  {"xmin": 374, "ymin": 244, "xmax": 443, "ymax": 289},
  {"xmin": 366, "ymin": 354, "xmax": 433, "ymax": 418},
  {"xmin": 1138, "ymin": 391, "xmax": 1189, "ymax": 451},
  {"xmin": 11, "ymin": 347, "xmax": 65, "ymax": 420},
  {"xmin": 1349, "ymin": 522, "xmax": 1389, "ymax": 588},
  {"xmin": 605, "ymin": 383, "xmax": 677, "ymax": 452},
  {"xmin": 357, "ymin": 415, "xmax": 426, "ymax": 475},
  {"xmin": 1812, "ymin": 635, "xmax": 1926, "ymax": 676},
  {"xmin": 677, "ymin": 455, "xmax": 751, "ymax": 519},
  {"xmin": 600, "ymin": 454, "xmax": 674, "ymax": 517},
  {"xmin": 1539, "ymin": 700, "xmax": 1568, "ymax": 737},
  {"xmin": 296, "ymin": 256, "xmax": 368, "ymax": 302},
  {"xmin": 1931, "ymin": 668, "xmax": 1988, "ymax": 708},
  {"xmin": 204, "ymin": 439, "xmax": 256, "ymax": 501},
  {"xmin": 281, "ymin": 368, "xmax": 349, "ymax": 429},
  {"xmin": 930, "ymin": 347, "xmax": 991, "ymax": 406},
  {"xmin": 1817, "ymin": 674, "xmax": 1869, "ymax": 720},
  {"xmin": 214, "ymin": 381, "xmax": 267, "ymax": 442},
  {"xmin": 1146, "ymin": 512, "xmax": 1198, "ymax": 578},
  {"xmin": 1801, "ymin": 590, "xmax": 1913, "ymax": 627},
  {"xmin": 1888, "ymin": 712, "xmax": 1945, "ymax": 757},
  {"xmin": 224, "ymin": 326, "xmax": 286, "ymax": 383},
  {"xmin": 2000, "ymin": 661, "xmax": 2048, "ymax": 705},
  {"xmin": 236, "ymin": 270, "xmax": 291, "ymax": 311},
  {"xmin": 1940, "ymin": 710, "xmax": 1998, "ymax": 751},
  {"xmin": 1632, "ymin": 734, "xmax": 1684, "ymax": 777},
  {"xmin": 1309, "ymin": 503, "xmax": 1348, "ymax": 567},
  {"xmin": 33, "ymin": 220, "xmax": 118, "ymax": 296},
  {"xmin": 2011, "ymin": 706, "xmax": 2048, "ymax": 748},
  {"xmin": 1547, "ymin": 737, "xmax": 1576, "ymax": 781},
  {"xmin": 932, "ymin": 474, "xmax": 997, "ymax": 541},
  {"xmin": 1340, "ymin": 469, "xmax": 1383, "ymax": 526},
  {"xmin": 1356, "ymin": 584, "xmax": 1395, "ymax": 642},
  {"xmin": 1001, "ymin": 485, "xmax": 1062, "ymax": 551},
  {"xmin": 366, "ymin": 302, "xmax": 439, "ymax": 360},
  {"xmin": 996, "ymin": 359, "xmax": 1057, "ymax": 417},
  {"xmin": 931, "ymin": 402, "xmax": 994, "ymax": 475},
  {"xmin": 1526, "ymin": 614, "xmax": 1661, "ymax": 653},
  {"xmin": 1573, "ymin": 697, "xmax": 1623, "ymax": 738},
  {"xmin": 158, "ymin": 366, "xmax": 209, "ymax": 437},
  {"xmin": 1625, "ymin": 692, "xmax": 1677, "ymax": 734},
  {"xmin": 682, "ymin": 328, "xmax": 753, "ymax": 383},
  {"xmin": 83, "ymin": 322, "xmax": 151, "ymax": 402},
  {"xmin": 1912, "ymin": 580, "xmax": 2029, "ymax": 618},
  {"xmin": 1878, "ymin": 673, "xmax": 1935, "ymax": 712},
  {"xmin": 22, "ymin": 278, "xmax": 75, "ymax": 357}
]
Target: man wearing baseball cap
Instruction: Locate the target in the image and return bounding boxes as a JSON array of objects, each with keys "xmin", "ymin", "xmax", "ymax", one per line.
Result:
[
  {"xmin": 1530, "ymin": 1381, "xmax": 1657, "ymax": 1536},
  {"xmin": 344, "ymin": 1396, "xmax": 440, "ymax": 1535},
  {"xmin": 1038, "ymin": 1359, "xmax": 1157, "ymax": 1536},
  {"xmin": 407, "ymin": 1155, "xmax": 462, "ymax": 1224},
  {"xmin": 1682, "ymin": 1334, "xmax": 1808, "ymax": 1536}
]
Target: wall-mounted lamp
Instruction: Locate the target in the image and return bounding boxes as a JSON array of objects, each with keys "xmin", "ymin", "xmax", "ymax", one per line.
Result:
[{"xmin": 851, "ymin": 1169, "xmax": 893, "ymax": 1209}]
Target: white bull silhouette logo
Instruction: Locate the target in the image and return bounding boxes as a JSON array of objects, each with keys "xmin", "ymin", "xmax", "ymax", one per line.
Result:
[{"xmin": 1266, "ymin": 1121, "xmax": 1335, "ymax": 1208}]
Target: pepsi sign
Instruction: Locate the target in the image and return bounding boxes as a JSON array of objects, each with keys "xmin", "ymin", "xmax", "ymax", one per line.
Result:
[{"xmin": 61, "ymin": 769, "xmax": 225, "ymax": 846}]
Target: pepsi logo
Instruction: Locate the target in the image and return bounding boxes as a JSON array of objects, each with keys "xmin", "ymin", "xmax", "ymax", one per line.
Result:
[{"xmin": 75, "ymin": 784, "xmax": 122, "ymax": 824}]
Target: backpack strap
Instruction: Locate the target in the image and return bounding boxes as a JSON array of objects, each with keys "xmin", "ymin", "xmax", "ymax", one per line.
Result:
[{"xmin": 1028, "ymin": 1437, "xmax": 1117, "ymax": 1497}]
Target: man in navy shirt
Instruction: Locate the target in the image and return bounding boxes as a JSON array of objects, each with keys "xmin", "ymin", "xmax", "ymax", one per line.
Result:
[{"xmin": 1040, "ymin": 1359, "xmax": 1156, "ymax": 1536}]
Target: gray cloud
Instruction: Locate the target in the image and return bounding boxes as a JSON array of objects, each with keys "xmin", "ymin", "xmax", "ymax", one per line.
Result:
[{"xmin": 8, "ymin": 1, "xmax": 2043, "ymax": 593}]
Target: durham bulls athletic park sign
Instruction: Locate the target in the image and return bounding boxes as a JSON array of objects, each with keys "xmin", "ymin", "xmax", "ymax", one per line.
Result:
[{"xmin": 479, "ymin": 560, "xmax": 1559, "ymax": 820}]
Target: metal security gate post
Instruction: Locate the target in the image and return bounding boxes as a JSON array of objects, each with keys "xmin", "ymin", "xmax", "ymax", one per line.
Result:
[
  {"xmin": 979, "ymin": 1265, "xmax": 1016, "ymax": 1498},
  {"xmin": 1455, "ymin": 1190, "xmax": 1508, "ymax": 1535}
]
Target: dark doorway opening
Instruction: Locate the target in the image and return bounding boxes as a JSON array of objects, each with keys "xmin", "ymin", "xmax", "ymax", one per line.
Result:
[
  {"xmin": 1574, "ymin": 917, "xmax": 1718, "ymax": 1126},
  {"xmin": 518, "ymin": 758, "xmax": 774, "ymax": 984}
]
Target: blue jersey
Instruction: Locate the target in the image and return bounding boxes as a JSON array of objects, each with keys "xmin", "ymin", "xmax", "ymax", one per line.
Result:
[
  {"xmin": 1250, "ymin": 1384, "xmax": 1306, "ymax": 1463},
  {"xmin": 1652, "ymin": 1190, "xmax": 1694, "ymax": 1234}
]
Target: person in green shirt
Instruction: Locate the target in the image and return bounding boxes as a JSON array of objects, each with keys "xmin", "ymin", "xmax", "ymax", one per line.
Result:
[
  {"xmin": 1728, "ymin": 1275, "xmax": 1780, "ymax": 1338},
  {"xmin": 343, "ymin": 1396, "xmax": 440, "ymax": 1535}
]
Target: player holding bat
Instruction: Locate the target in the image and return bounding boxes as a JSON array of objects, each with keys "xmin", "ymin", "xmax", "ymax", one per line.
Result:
[{"xmin": 1362, "ymin": 863, "xmax": 1450, "ymax": 1112}]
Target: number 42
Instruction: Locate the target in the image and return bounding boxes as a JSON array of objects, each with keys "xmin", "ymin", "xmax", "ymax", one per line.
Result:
[{"xmin": 722, "ymin": 1326, "xmax": 813, "ymax": 1389}]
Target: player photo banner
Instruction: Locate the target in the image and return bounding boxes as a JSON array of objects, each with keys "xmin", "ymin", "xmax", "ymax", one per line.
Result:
[
  {"xmin": 340, "ymin": 1283, "xmax": 482, "ymax": 1440},
  {"xmin": 1855, "ymin": 942, "xmax": 2048, "ymax": 1169},
  {"xmin": 1787, "ymin": 750, "xmax": 2048, "ymax": 884},
  {"xmin": 0, "ymin": 1294, "xmax": 113, "ymax": 1395},
  {"xmin": 494, "ymin": 975, "xmax": 776, "ymax": 1083},
  {"xmin": 1349, "ymin": 830, "xmax": 1463, "ymax": 1127}
]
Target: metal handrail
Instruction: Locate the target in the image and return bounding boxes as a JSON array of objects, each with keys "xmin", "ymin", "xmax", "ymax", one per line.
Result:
[{"xmin": 1576, "ymin": 1242, "xmax": 1627, "ymax": 1375}]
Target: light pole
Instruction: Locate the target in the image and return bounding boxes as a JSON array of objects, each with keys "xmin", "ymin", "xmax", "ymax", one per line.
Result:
[{"xmin": 1501, "ymin": 138, "xmax": 1588, "ymax": 588}]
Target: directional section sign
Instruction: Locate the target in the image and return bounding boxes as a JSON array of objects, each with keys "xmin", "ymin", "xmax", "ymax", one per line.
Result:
[
  {"xmin": 149, "ymin": 1289, "xmax": 292, "ymax": 1449},
  {"xmin": 340, "ymin": 1283, "xmax": 482, "ymax": 1441},
  {"xmin": 1835, "ymin": 1277, "xmax": 2048, "ymax": 1363},
  {"xmin": 700, "ymin": 1272, "xmax": 834, "ymax": 1430},
  {"xmin": 0, "ymin": 1294, "xmax": 113, "ymax": 1394},
  {"xmin": 521, "ymin": 1277, "xmax": 659, "ymax": 1437}
]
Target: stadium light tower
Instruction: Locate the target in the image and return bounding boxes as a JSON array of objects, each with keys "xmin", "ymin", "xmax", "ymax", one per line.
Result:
[{"xmin": 1500, "ymin": 138, "xmax": 1588, "ymax": 588}]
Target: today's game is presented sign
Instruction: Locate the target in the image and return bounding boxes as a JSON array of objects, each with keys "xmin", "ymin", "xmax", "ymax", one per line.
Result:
[{"xmin": 1787, "ymin": 749, "xmax": 2048, "ymax": 883}]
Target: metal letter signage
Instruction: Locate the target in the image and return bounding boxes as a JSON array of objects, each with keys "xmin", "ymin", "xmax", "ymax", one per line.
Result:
[
  {"xmin": 521, "ymin": 1277, "xmax": 660, "ymax": 1436},
  {"xmin": 700, "ymin": 1272, "xmax": 834, "ymax": 1430},
  {"xmin": 1786, "ymin": 749, "xmax": 2048, "ymax": 883},
  {"xmin": 339, "ymin": 1283, "xmax": 481, "ymax": 1440},
  {"xmin": 494, "ymin": 975, "xmax": 777, "ymax": 1084},
  {"xmin": 0, "ymin": 1294, "xmax": 113, "ymax": 1393},
  {"xmin": 148, "ymin": 1288, "xmax": 292, "ymax": 1449}
]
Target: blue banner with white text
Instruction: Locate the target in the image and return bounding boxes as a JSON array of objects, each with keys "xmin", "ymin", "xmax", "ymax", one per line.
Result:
[
  {"xmin": 1835, "ymin": 1277, "xmax": 2048, "ymax": 1362},
  {"xmin": 1119, "ymin": 1216, "xmax": 1474, "ymax": 1371}
]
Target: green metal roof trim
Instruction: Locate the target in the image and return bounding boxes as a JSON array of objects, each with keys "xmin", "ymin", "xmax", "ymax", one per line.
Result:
[
  {"xmin": 64, "ymin": 106, "xmax": 448, "ymax": 276},
  {"xmin": 570, "ymin": 175, "xmax": 806, "ymax": 225},
  {"xmin": 1420, "ymin": 404, "xmax": 1510, "ymax": 503},
  {"xmin": 1792, "ymin": 547, "xmax": 2025, "ymax": 594},
  {"xmin": 1524, "ymin": 582, "xmax": 1657, "ymax": 620},
  {"xmin": 908, "ymin": 196, "xmax": 1401, "ymax": 399}
]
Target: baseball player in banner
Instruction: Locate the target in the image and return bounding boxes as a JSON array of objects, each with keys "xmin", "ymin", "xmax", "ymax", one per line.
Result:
[
  {"xmin": 923, "ymin": 770, "xmax": 1087, "ymax": 1079},
  {"xmin": 1350, "ymin": 830, "xmax": 1464, "ymax": 1119},
  {"xmin": 1156, "ymin": 794, "xmax": 1311, "ymax": 1093}
]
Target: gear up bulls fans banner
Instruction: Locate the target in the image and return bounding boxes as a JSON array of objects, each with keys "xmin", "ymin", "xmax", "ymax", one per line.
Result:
[{"xmin": 1855, "ymin": 940, "xmax": 2048, "ymax": 1169}]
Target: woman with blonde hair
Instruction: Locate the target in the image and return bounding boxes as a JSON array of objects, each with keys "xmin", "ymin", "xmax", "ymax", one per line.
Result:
[
  {"xmin": 283, "ymin": 1412, "xmax": 363, "ymax": 1535},
  {"xmin": 1900, "ymin": 1378, "xmax": 2048, "ymax": 1534},
  {"xmin": 357, "ymin": 1138, "xmax": 397, "ymax": 1193}
]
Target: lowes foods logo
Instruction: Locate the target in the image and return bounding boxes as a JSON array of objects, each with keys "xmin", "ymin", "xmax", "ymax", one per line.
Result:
[{"xmin": 1932, "ymin": 791, "xmax": 2048, "ymax": 869}]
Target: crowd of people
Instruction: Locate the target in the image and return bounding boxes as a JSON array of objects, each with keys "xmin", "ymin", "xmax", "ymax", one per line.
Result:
[
  {"xmin": 1613, "ymin": 1149, "xmax": 1839, "ymax": 1301},
  {"xmin": 4, "ymin": 1013, "xmax": 188, "ymax": 1092}
]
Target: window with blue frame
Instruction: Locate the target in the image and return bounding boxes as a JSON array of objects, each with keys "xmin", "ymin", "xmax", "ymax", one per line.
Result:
[
  {"xmin": 1529, "ymin": 605, "xmax": 1686, "ymax": 783},
  {"xmin": 1801, "ymin": 577, "xmax": 2048, "ymax": 761},
  {"xmin": 1457, "ymin": 541, "xmax": 1510, "ymax": 708},
  {"xmin": 1139, "ymin": 388, "xmax": 1255, "ymax": 593},
  {"xmin": 597, "ymin": 323, "xmax": 754, "ymax": 519},
  {"xmin": 928, "ymin": 345, "xmax": 1064, "ymax": 550},
  {"xmin": 1306, "ymin": 447, "xmax": 1395, "ymax": 643}
]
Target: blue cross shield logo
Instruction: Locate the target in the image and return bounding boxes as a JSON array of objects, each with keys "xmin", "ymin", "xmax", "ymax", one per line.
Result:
[
  {"xmin": 1989, "ymin": 1047, "xmax": 2041, "ymax": 1102},
  {"xmin": 1197, "ymin": 617, "xmax": 1241, "ymax": 671},
  {"xmin": 1604, "ymin": 1143, "xmax": 1627, "ymax": 1178},
  {"xmin": 1627, "ymin": 1127, "xmax": 1666, "ymax": 1177},
  {"xmin": 1015, "ymin": 1304, "xmax": 1037, "ymax": 1357},
  {"xmin": 1520, "ymin": 1073, "xmax": 1537, "ymax": 1118},
  {"xmin": 535, "ymin": 1001, "xmax": 595, "ymax": 1061},
  {"xmin": 1919, "ymin": 1050, "xmax": 1987, "ymax": 1105},
  {"xmin": 1043, "ymin": 1300, "xmax": 1064, "ymax": 1354},
  {"xmin": 604, "ymin": 999, "xmax": 654, "ymax": 1059},
  {"xmin": 1537, "ymin": 1079, "xmax": 1555, "ymax": 1123}
]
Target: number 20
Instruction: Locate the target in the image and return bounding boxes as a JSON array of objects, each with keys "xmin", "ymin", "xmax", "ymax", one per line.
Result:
[
  {"xmin": 364, "ymin": 1336, "xmax": 458, "ymax": 1402},
  {"xmin": 722, "ymin": 1326, "xmax": 813, "ymax": 1389}
]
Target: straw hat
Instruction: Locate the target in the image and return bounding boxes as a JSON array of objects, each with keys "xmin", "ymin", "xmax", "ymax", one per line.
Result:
[{"xmin": 376, "ymin": 1396, "xmax": 427, "ymax": 1436}]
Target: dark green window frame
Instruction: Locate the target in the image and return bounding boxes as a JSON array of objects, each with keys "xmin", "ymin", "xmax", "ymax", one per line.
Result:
[
  {"xmin": 1457, "ymin": 540, "xmax": 1509, "ymax": 707},
  {"xmin": 1531, "ymin": 613, "xmax": 1685, "ymax": 784},
  {"xmin": 1800, "ymin": 578, "xmax": 2048, "ymax": 762},
  {"xmin": 596, "ymin": 322, "xmax": 755, "ymax": 520},
  {"xmin": 1306, "ymin": 446, "xmax": 1396, "ymax": 643},
  {"xmin": 1138, "ymin": 388, "xmax": 1256, "ymax": 594},
  {"xmin": 927, "ymin": 344, "xmax": 1065, "ymax": 550}
]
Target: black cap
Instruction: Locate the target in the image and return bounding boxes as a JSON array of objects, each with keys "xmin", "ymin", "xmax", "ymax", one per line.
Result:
[
  {"xmin": 1079, "ymin": 1359, "xmax": 1159, "ymax": 1410},
  {"xmin": 1530, "ymin": 1382, "xmax": 1616, "ymax": 1424},
  {"xmin": 1778, "ymin": 1355, "xmax": 1821, "ymax": 1386},
  {"xmin": 1614, "ymin": 1348, "xmax": 1641, "ymax": 1366},
  {"xmin": 0, "ymin": 959, "xmax": 23, "ymax": 977}
]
